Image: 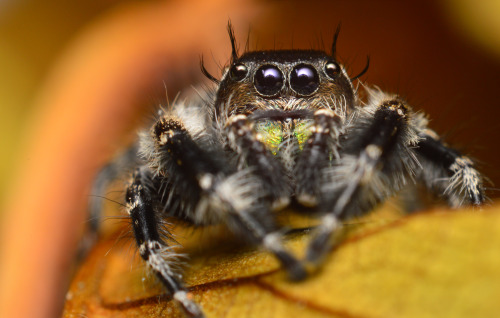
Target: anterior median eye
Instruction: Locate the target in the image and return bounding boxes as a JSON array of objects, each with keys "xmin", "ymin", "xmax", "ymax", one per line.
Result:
[
  {"xmin": 290, "ymin": 64, "xmax": 319, "ymax": 95},
  {"xmin": 254, "ymin": 65, "xmax": 284, "ymax": 96}
]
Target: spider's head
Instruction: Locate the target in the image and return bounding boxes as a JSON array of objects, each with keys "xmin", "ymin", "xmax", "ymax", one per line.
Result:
[
  {"xmin": 205, "ymin": 24, "xmax": 360, "ymax": 154},
  {"xmin": 211, "ymin": 50, "xmax": 355, "ymax": 154},
  {"xmin": 214, "ymin": 50, "xmax": 355, "ymax": 118}
]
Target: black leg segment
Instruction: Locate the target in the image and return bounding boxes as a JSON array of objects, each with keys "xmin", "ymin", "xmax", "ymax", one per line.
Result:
[
  {"xmin": 416, "ymin": 134, "xmax": 485, "ymax": 206},
  {"xmin": 126, "ymin": 168, "xmax": 203, "ymax": 317},
  {"xmin": 148, "ymin": 115, "xmax": 306, "ymax": 280},
  {"xmin": 305, "ymin": 99, "xmax": 418, "ymax": 266}
]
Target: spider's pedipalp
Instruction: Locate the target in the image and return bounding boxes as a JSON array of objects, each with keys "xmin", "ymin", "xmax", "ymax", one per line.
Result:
[
  {"xmin": 295, "ymin": 108, "xmax": 343, "ymax": 207},
  {"xmin": 225, "ymin": 114, "xmax": 291, "ymax": 208}
]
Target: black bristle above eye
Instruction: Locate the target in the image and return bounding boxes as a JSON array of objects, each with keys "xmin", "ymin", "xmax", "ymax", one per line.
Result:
[
  {"xmin": 200, "ymin": 56, "xmax": 219, "ymax": 84},
  {"xmin": 331, "ymin": 23, "xmax": 341, "ymax": 59},
  {"xmin": 227, "ymin": 21, "xmax": 239, "ymax": 62},
  {"xmin": 351, "ymin": 56, "xmax": 370, "ymax": 81}
]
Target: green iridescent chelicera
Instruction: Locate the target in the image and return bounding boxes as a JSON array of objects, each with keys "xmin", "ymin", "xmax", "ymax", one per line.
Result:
[{"xmin": 255, "ymin": 120, "xmax": 312, "ymax": 155}]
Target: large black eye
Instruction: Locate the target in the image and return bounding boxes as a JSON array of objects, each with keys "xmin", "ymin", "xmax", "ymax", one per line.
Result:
[
  {"xmin": 324, "ymin": 60, "xmax": 340, "ymax": 79},
  {"xmin": 290, "ymin": 64, "xmax": 319, "ymax": 95},
  {"xmin": 230, "ymin": 63, "xmax": 248, "ymax": 81},
  {"xmin": 254, "ymin": 65, "xmax": 283, "ymax": 96}
]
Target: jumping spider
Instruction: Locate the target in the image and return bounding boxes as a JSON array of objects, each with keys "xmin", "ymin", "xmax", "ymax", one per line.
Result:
[{"xmin": 90, "ymin": 25, "xmax": 485, "ymax": 317}]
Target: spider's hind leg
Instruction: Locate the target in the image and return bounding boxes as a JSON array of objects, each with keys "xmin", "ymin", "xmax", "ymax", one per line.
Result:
[
  {"xmin": 79, "ymin": 146, "xmax": 139, "ymax": 261},
  {"xmin": 89, "ymin": 146, "xmax": 139, "ymax": 234},
  {"xmin": 415, "ymin": 133, "xmax": 485, "ymax": 207}
]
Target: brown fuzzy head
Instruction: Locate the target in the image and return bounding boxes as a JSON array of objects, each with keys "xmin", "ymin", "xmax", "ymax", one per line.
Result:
[{"xmin": 214, "ymin": 49, "xmax": 356, "ymax": 120}]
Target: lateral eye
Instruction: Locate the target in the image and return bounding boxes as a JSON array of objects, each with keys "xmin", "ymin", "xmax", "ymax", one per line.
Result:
[
  {"xmin": 290, "ymin": 64, "xmax": 319, "ymax": 95},
  {"xmin": 254, "ymin": 65, "xmax": 284, "ymax": 96},
  {"xmin": 324, "ymin": 60, "xmax": 340, "ymax": 79},
  {"xmin": 230, "ymin": 63, "xmax": 248, "ymax": 81}
]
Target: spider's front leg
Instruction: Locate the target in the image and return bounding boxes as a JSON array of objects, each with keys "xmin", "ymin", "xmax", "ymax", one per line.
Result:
[
  {"xmin": 148, "ymin": 114, "xmax": 305, "ymax": 280},
  {"xmin": 126, "ymin": 168, "xmax": 203, "ymax": 318},
  {"xmin": 305, "ymin": 97, "xmax": 421, "ymax": 267}
]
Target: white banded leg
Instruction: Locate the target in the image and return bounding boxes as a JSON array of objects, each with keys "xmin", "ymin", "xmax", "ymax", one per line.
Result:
[
  {"xmin": 416, "ymin": 134, "xmax": 485, "ymax": 207},
  {"xmin": 151, "ymin": 115, "xmax": 306, "ymax": 280},
  {"xmin": 126, "ymin": 168, "xmax": 203, "ymax": 317},
  {"xmin": 306, "ymin": 99, "xmax": 417, "ymax": 267}
]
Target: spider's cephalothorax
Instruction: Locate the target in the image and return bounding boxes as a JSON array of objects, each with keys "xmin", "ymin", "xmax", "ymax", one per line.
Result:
[{"xmin": 90, "ymin": 25, "xmax": 486, "ymax": 317}]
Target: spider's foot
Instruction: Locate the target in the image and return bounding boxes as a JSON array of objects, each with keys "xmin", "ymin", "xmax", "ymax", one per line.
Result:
[{"xmin": 174, "ymin": 290, "xmax": 205, "ymax": 318}]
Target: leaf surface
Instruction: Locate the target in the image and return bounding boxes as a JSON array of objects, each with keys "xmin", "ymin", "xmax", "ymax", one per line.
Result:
[{"xmin": 63, "ymin": 204, "xmax": 500, "ymax": 318}]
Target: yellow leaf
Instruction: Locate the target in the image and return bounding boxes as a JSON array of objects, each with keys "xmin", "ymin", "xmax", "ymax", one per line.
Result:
[{"xmin": 63, "ymin": 204, "xmax": 500, "ymax": 318}]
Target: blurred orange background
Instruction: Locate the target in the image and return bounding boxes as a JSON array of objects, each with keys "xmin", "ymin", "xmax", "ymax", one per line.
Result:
[{"xmin": 0, "ymin": 0, "xmax": 499, "ymax": 318}]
